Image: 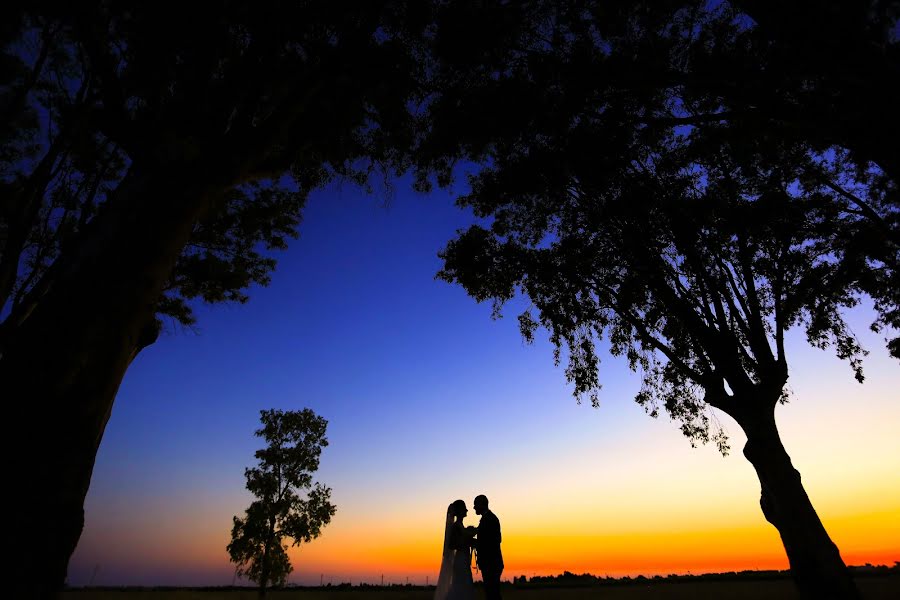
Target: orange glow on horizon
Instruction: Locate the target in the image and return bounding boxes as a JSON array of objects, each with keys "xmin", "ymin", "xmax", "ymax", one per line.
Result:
[
  {"xmin": 69, "ymin": 328, "xmax": 900, "ymax": 587},
  {"xmin": 276, "ymin": 507, "xmax": 900, "ymax": 583}
]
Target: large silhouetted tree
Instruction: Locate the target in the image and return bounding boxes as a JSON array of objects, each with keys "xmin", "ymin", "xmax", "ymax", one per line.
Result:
[
  {"xmin": 1, "ymin": 3, "xmax": 428, "ymax": 597},
  {"xmin": 423, "ymin": 3, "xmax": 899, "ymax": 600},
  {"xmin": 438, "ymin": 139, "xmax": 887, "ymax": 600},
  {"xmin": 228, "ymin": 409, "xmax": 335, "ymax": 598}
]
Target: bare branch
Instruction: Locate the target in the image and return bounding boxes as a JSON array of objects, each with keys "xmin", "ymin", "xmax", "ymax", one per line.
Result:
[
  {"xmin": 592, "ymin": 277, "xmax": 707, "ymax": 386},
  {"xmin": 814, "ymin": 172, "xmax": 899, "ymax": 246}
]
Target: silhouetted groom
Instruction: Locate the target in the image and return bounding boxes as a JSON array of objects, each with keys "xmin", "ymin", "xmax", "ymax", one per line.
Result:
[{"xmin": 473, "ymin": 494, "xmax": 503, "ymax": 600}]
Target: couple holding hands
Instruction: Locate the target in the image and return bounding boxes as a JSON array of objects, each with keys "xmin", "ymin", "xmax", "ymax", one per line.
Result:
[{"xmin": 434, "ymin": 494, "xmax": 503, "ymax": 600}]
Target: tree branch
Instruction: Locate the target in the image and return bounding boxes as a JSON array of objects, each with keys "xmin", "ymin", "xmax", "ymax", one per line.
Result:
[
  {"xmin": 646, "ymin": 259, "xmax": 756, "ymax": 396},
  {"xmin": 814, "ymin": 172, "xmax": 899, "ymax": 246},
  {"xmin": 0, "ymin": 21, "xmax": 55, "ymax": 125},
  {"xmin": 734, "ymin": 233, "xmax": 778, "ymax": 373},
  {"xmin": 592, "ymin": 278, "xmax": 707, "ymax": 386},
  {"xmin": 639, "ymin": 110, "xmax": 742, "ymax": 128}
]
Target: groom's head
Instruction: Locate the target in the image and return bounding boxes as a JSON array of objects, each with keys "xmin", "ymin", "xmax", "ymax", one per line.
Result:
[{"xmin": 473, "ymin": 494, "xmax": 489, "ymax": 515}]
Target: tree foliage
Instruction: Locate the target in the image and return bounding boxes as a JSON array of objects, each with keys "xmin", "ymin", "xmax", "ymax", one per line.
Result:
[
  {"xmin": 1, "ymin": 2, "xmax": 895, "ymax": 597},
  {"xmin": 418, "ymin": 0, "xmax": 899, "ymax": 364},
  {"xmin": 1, "ymin": 4, "xmax": 431, "ymax": 596},
  {"xmin": 228, "ymin": 408, "xmax": 336, "ymax": 593},
  {"xmin": 1, "ymin": 0, "xmax": 426, "ymax": 341},
  {"xmin": 440, "ymin": 129, "xmax": 877, "ymax": 451},
  {"xmin": 424, "ymin": 3, "xmax": 897, "ymax": 597}
]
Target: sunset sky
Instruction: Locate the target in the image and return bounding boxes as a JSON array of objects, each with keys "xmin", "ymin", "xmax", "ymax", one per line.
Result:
[{"xmin": 66, "ymin": 178, "xmax": 900, "ymax": 587}]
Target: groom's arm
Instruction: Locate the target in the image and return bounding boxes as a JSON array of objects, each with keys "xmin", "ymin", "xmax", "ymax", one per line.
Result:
[{"xmin": 478, "ymin": 514, "xmax": 501, "ymax": 547}]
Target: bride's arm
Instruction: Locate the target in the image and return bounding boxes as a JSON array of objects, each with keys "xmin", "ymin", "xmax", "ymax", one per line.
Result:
[{"xmin": 448, "ymin": 523, "xmax": 471, "ymax": 550}]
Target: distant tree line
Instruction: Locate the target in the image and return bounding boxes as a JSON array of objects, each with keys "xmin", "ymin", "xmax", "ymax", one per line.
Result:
[{"xmin": 515, "ymin": 563, "xmax": 900, "ymax": 588}]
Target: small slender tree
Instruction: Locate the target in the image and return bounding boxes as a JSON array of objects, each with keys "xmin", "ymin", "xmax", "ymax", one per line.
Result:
[{"xmin": 228, "ymin": 408, "xmax": 336, "ymax": 597}]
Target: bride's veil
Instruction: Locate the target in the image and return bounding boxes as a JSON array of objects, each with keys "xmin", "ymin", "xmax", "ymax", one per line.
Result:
[{"xmin": 433, "ymin": 503, "xmax": 455, "ymax": 599}]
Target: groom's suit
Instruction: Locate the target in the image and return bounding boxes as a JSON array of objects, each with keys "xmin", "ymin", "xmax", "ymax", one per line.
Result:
[{"xmin": 476, "ymin": 510, "xmax": 503, "ymax": 600}]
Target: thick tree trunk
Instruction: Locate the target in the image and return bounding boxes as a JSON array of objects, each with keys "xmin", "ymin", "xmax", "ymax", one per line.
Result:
[
  {"xmin": 2, "ymin": 166, "xmax": 219, "ymax": 599},
  {"xmin": 740, "ymin": 410, "xmax": 859, "ymax": 599}
]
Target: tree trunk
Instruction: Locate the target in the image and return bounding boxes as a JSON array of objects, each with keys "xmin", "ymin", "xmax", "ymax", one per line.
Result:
[
  {"xmin": 259, "ymin": 544, "xmax": 269, "ymax": 599},
  {"xmin": 2, "ymin": 165, "xmax": 219, "ymax": 599},
  {"xmin": 259, "ymin": 519, "xmax": 276, "ymax": 599},
  {"xmin": 740, "ymin": 409, "xmax": 860, "ymax": 599}
]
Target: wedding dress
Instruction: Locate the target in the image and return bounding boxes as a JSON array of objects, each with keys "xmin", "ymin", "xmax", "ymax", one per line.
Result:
[{"xmin": 434, "ymin": 506, "xmax": 474, "ymax": 600}]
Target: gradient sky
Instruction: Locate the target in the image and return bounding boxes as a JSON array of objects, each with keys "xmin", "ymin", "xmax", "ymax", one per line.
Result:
[{"xmin": 66, "ymin": 177, "xmax": 899, "ymax": 587}]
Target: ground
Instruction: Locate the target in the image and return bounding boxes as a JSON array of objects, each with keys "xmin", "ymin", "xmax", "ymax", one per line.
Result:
[{"xmin": 62, "ymin": 574, "xmax": 900, "ymax": 600}]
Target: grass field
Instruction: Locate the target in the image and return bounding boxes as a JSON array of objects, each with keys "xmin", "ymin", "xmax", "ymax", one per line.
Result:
[{"xmin": 61, "ymin": 575, "xmax": 900, "ymax": 600}]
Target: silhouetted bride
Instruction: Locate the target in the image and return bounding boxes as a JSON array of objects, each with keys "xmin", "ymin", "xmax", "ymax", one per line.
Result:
[{"xmin": 434, "ymin": 499, "xmax": 476, "ymax": 600}]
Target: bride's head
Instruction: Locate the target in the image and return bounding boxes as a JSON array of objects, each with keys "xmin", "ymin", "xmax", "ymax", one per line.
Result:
[{"xmin": 448, "ymin": 499, "xmax": 468, "ymax": 521}]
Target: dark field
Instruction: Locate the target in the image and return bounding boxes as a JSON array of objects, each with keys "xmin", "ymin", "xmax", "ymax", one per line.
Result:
[{"xmin": 61, "ymin": 575, "xmax": 900, "ymax": 600}]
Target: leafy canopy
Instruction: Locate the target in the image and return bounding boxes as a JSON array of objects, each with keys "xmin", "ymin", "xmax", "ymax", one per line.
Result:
[
  {"xmin": 1, "ymin": 1, "xmax": 428, "ymax": 340},
  {"xmin": 429, "ymin": 1, "xmax": 898, "ymax": 452}
]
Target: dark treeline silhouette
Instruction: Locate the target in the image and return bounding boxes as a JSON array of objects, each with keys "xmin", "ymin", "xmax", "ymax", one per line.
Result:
[
  {"xmin": 61, "ymin": 563, "xmax": 900, "ymax": 592},
  {"xmin": 2, "ymin": 2, "xmax": 897, "ymax": 599},
  {"xmin": 516, "ymin": 563, "xmax": 900, "ymax": 589}
]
